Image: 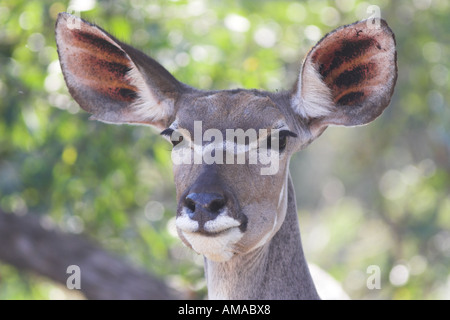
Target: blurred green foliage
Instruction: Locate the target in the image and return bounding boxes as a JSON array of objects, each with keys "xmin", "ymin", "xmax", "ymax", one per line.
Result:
[{"xmin": 0, "ymin": 0, "xmax": 449, "ymax": 299}]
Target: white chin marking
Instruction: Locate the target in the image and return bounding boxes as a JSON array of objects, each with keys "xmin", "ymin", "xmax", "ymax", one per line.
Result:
[
  {"xmin": 175, "ymin": 210, "xmax": 243, "ymax": 262},
  {"xmin": 181, "ymin": 228, "xmax": 243, "ymax": 262}
]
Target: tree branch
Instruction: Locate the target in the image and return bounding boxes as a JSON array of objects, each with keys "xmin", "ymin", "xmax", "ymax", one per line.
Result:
[{"xmin": 0, "ymin": 210, "xmax": 180, "ymax": 299}]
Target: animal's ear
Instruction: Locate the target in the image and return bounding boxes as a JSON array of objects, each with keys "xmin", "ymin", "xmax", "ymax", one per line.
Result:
[
  {"xmin": 291, "ymin": 19, "xmax": 397, "ymax": 137},
  {"xmin": 55, "ymin": 12, "xmax": 185, "ymax": 130}
]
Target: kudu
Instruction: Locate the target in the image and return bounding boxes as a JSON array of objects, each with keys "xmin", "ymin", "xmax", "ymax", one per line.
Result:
[{"xmin": 55, "ymin": 13, "xmax": 397, "ymax": 299}]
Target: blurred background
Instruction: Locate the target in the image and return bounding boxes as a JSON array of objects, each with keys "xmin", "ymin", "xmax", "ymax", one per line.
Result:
[{"xmin": 0, "ymin": 0, "xmax": 449, "ymax": 299}]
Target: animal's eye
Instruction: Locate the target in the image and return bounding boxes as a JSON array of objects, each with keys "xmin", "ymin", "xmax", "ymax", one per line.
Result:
[
  {"xmin": 279, "ymin": 134, "xmax": 287, "ymax": 151},
  {"xmin": 161, "ymin": 128, "xmax": 184, "ymax": 147},
  {"xmin": 266, "ymin": 130, "xmax": 297, "ymax": 152}
]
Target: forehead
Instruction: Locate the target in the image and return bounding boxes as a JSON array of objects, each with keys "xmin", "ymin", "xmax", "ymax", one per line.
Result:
[{"xmin": 175, "ymin": 90, "xmax": 286, "ymax": 132}]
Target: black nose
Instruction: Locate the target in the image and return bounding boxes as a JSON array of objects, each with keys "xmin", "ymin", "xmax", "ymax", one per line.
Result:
[{"xmin": 184, "ymin": 193, "xmax": 227, "ymax": 222}]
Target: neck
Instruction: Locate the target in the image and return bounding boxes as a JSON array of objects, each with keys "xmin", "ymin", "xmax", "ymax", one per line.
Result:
[{"xmin": 204, "ymin": 175, "xmax": 319, "ymax": 300}]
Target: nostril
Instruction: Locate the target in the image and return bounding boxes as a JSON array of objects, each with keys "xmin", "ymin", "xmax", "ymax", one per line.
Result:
[
  {"xmin": 208, "ymin": 198, "xmax": 226, "ymax": 213},
  {"xmin": 184, "ymin": 197, "xmax": 196, "ymax": 212}
]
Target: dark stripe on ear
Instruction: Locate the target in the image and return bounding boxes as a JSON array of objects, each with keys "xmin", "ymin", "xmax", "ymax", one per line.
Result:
[
  {"xmin": 68, "ymin": 53, "xmax": 133, "ymax": 82},
  {"xmin": 336, "ymin": 91, "xmax": 365, "ymax": 106},
  {"xmin": 100, "ymin": 60, "xmax": 133, "ymax": 78},
  {"xmin": 73, "ymin": 30, "xmax": 128, "ymax": 60},
  {"xmin": 313, "ymin": 37, "xmax": 378, "ymax": 79},
  {"xmin": 109, "ymin": 87, "xmax": 138, "ymax": 102},
  {"xmin": 338, "ymin": 38, "xmax": 377, "ymax": 60},
  {"xmin": 334, "ymin": 63, "xmax": 376, "ymax": 88},
  {"xmin": 65, "ymin": 52, "xmax": 138, "ymax": 102}
]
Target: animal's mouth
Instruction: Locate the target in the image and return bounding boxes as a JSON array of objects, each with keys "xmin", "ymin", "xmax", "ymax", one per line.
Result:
[
  {"xmin": 182, "ymin": 226, "xmax": 238, "ymax": 238},
  {"xmin": 179, "ymin": 226, "xmax": 244, "ymax": 262}
]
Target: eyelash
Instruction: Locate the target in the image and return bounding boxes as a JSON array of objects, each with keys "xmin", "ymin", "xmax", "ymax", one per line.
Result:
[{"xmin": 160, "ymin": 128, "xmax": 174, "ymax": 137}]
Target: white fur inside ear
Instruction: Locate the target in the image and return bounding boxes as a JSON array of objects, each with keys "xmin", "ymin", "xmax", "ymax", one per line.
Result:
[
  {"xmin": 292, "ymin": 60, "xmax": 333, "ymax": 119},
  {"xmin": 127, "ymin": 67, "xmax": 174, "ymax": 123}
]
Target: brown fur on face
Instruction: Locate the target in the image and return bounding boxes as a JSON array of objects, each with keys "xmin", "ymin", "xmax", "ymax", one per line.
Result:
[{"xmin": 171, "ymin": 90, "xmax": 307, "ymax": 255}]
